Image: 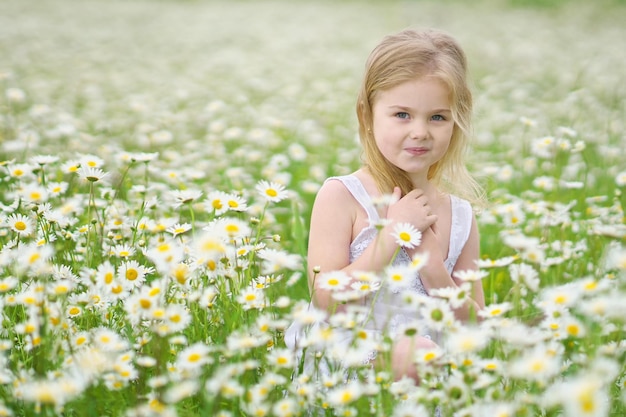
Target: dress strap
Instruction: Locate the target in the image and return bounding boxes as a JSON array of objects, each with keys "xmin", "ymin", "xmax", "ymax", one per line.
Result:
[
  {"xmin": 325, "ymin": 175, "xmax": 379, "ymax": 223},
  {"xmin": 447, "ymin": 195, "xmax": 473, "ymax": 261}
]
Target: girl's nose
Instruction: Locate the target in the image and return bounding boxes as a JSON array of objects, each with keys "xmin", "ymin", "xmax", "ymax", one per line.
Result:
[{"xmin": 409, "ymin": 120, "xmax": 428, "ymax": 140}]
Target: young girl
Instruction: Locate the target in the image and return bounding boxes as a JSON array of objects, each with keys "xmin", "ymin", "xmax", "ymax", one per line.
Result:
[{"xmin": 287, "ymin": 28, "xmax": 485, "ymax": 383}]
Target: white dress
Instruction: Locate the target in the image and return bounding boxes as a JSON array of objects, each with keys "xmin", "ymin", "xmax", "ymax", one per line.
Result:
[{"xmin": 285, "ymin": 174, "xmax": 473, "ymax": 374}]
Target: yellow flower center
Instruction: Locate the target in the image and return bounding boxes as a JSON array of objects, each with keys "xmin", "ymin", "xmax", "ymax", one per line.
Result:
[
  {"xmin": 126, "ymin": 269, "xmax": 139, "ymax": 281},
  {"xmin": 14, "ymin": 221, "xmax": 27, "ymax": 231},
  {"xmin": 266, "ymin": 189, "xmax": 278, "ymax": 197}
]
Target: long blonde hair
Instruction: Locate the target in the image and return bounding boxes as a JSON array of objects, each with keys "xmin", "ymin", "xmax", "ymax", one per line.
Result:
[{"xmin": 356, "ymin": 28, "xmax": 484, "ymax": 205}]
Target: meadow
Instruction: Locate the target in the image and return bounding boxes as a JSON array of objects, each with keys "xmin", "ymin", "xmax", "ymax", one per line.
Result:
[{"xmin": 1, "ymin": 0, "xmax": 625, "ymax": 415}]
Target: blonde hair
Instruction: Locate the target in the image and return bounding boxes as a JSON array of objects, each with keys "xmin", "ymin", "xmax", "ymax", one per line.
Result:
[{"xmin": 356, "ymin": 28, "xmax": 484, "ymax": 205}]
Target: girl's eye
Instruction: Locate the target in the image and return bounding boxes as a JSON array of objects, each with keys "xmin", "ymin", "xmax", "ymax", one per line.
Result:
[
  {"xmin": 431, "ymin": 114, "xmax": 446, "ymax": 121},
  {"xmin": 395, "ymin": 112, "xmax": 410, "ymax": 119}
]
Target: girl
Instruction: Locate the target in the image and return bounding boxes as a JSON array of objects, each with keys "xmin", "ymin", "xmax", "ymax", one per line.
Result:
[{"xmin": 287, "ymin": 28, "xmax": 485, "ymax": 383}]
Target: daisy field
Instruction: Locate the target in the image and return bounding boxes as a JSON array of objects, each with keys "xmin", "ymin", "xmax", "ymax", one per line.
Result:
[{"xmin": 0, "ymin": 0, "xmax": 625, "ymax": 416}]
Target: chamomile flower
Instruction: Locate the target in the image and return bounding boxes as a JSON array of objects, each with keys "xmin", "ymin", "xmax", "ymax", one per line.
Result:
[
  {"xmin": 192, "ymin": 231, "xmax": 227, "ymax": 270},
  {"xmin": 256, "ymin": 180, "xmax": 288, "ymax": 203},
  {"xmin": 77, "ymin": 165, "xmax": 109, "ymax": 183},
  {"xmin": 92, "ymin": 327, "xmax": 129, "ymax": 352},
  {"xmin": 446, "ymin": 326, "xmax": 490, "ymax": 355},
  {"xmin": 118, "ymin": 260, "xmax": 151, "ymax": 289},
  {"xmin": 95, "ymin": 261, "xmax": 116, "ymax": 287},
  {"xmin": 453, "ymin": 269, "xmax": 489, "ymax": 282},
  {"xmin": 478, "ymin": 302, "xmax": 513, "ymax": 319},
  {"xmin": 166, "ymin": 222, "xmax": 192, "ymax": 237},
  {"xmin": 205, "ymin": 190, "xmax": 230, "ymax": 216},
  {"xmin": 212, "ymin": 217, "xmax": 251, "ymax": 241},
  {"xmin": 170, "ymin": 189, "xmax": 203, "ymax": 207},
  {"xmin": 110, "ymin": 243, "xmax": 135, "ymax": 258},
  {"xmin": 0, "ymin": 276, "xmax": 18, "ymax": 293},
  {"xmin": 544, "ymin": 374, "xmax": 608, "ymax": 417},
  {"xmin": 176, "ymin": 342, "xmax": 213, "ymax": 370},
  {"xmin": 257, "ymin": 248, "xmax": 301, "ymax": 274},
  {"xmin": 475, "ymin": 256, "xmax": 517, "ymax": 268},
  {"xmin": 267, "ymin": 348, "xmax": 294, "ymax": 369},
  {"xmin": 508, "ymin": 343, "xmax": 561, "ymax": 382},
  {"xmin": 272, "ymin": 398, "xmax": 298, "ymax": 417},
  {"xmin": 327, "ymin": 381, "xmax": 363, "ymax": 407},
  {"xmin": 391, "ymin": 222, "xmax": 422, "ymax": 249},
  {"xmin": 5, "ymin": 213, "xmax": 35, "ymax": 236},
  {"xmin": 7, "ymin": 163, "xmax": 34, "ymax": 179},
  {"xmin": 47, "ymin": 181, "xmax": 68, "ymax": 196},
  {"xmin": 384, "ymin": 264, "xmax": 415, "ymax": 291},
  {"xmin": 79, "ymin": 154, "xmax": 104, "ymax": 168},
  {"xmin": 145, "ymin": 238, "xmax": 185, "ymax": 273},
  {"xmin": 316, "ymin": 270, "xmax": 351, "ymax": 291},
  {"xmin": 237, "ymin": 286, "xmax": 266, "ymax": 310}
]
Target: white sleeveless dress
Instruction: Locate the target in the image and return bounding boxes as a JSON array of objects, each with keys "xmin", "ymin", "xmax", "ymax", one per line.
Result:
[{"xmin": 285, "ymin": 174, "xmax": 473, "ymax": 372}]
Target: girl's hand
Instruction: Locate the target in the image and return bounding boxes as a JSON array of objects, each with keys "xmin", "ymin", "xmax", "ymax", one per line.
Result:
[{"xmin": 386, "ymin": 187, "xmax": 438, "ymax": 232}]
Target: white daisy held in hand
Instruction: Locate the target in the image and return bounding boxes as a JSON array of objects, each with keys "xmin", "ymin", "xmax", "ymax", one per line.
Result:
[{"xmin": 392, "ymin": 222, "xmax": 422, "ymax": 249}]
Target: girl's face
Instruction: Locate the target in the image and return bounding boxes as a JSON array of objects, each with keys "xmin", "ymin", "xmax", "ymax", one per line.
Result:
[{"xmin": 371, "ymin": 76, "xmax": 454, "ymax": 184}]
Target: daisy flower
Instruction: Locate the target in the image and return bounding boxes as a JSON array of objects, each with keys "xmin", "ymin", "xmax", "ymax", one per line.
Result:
[
  {"xmin": 257, "ymin": 248, "xmax": 301, "ymax": 274},
  {"xmin": 410, "ymin": 251, "xmax": 430, "ymax": 271},
  {"xmin": 176, "ymin": 342, "xmax": 213, "ymax": 370},
  {"xmin": 95, "ymin": 261, "xmax": 116, "ymax": 287},
  {"xmin": 544, "ymin": 374, "xmax": 608, "ymax": 417},
  {"xmin": 110, "ymin": 243, "xmax": 135, "ymax": 258},
  {"xmin": 61, "ymin": 160, "xmax": 80, "ymax": 174},
  {"xmin": 446, "ymin": 326, "xmax": 490, "ymax": 355},
  {"xmin": 316, "ymin": 270, "xmax": 351, "ymax": 292},
  {"xmin": 475, "ymin": 256, "xmax": 517, "ymax": 268},
  {"xmin": 204, "ymin": 190, "xmax": 230, "ymax": 216},
  {"xmin": 7, "ymin": 163, "xmax": 34, "ymax": 179},
  {"xmin": 507, "ymin": 343, "xmax": 561, "ymax": 382},
  {"xmin": 267, "ymin": 348, "xmax": 294, "ymax": 369},
  {"xmin": 212, "ymin": 217, "xmax": 251, "ymax": 241},
  {"xmin": 166, "ymin": 222, "xmax": 192, "ymax": 237},
  {"xmin": 391, "ymin": 222, "xmax": 422, "ymax": 249},
  {"xmin": 117, "ymin": 260, "xmax": 151, "ymax": 289},
  {"xmin": 30, "ymin": 154, "xmax": 59, "ymax": 166},
  {"xmin": 18, "ymin": 183, "xmax": 48, "ymax": 203},
  {"xmin": 384, "ymin": 264, "xmax": 415, "ymax": 291},
  {"xmin": 79, "ymin": 154, "xmax": 104, "ymax": 168},
  {"xmin": 170, "ymin": 189, "xmax": 203, "ymax": 207},
  {"xmin": 192, "ymin": 231, "xmax": 227, "ymax": 271},
  {"xmin": 92, "ymin": 327, "xmax": 129, "ymax": 352},
  {"xmin": 327, "ymin": 381, "xmax": 363, "ymax": 407},
  {"xmin": 77, "ymin": 165, "xmax": 109, "ymax": 183},
  {"xmin": 0, "ymin": 276, "xmax": 18, "ymax": 293},
  {"xmin": 237, "ymin": 286, "xmax": 266, "ymax": 310},
  {"xmin": 453, "ymin": 269, "xmax": 489, "ymax": 282},
  {"xmin": 47, "ymin": 181, "xmax": 68, "ymax": 196},
  {"xmin": 478, "ymin": 302, "xmax": 513, "ymax": 319},
  {"xmin": 255, "ymin": 180, "xmax": 288, "ymax": 203},
  {"xmin": 224, "ymin": 192, "xmax": 247, "ymax": 212},
  {"xmin": 430, "ymin": 282, "xmax": 472, "ymax": 309},
  {"xmin": 5, "ymin": 213, "xmax": 35, "ymax": 236},
  {"xmin": 419, "ymin": 297, "xmax": 457, "ymax": 332},
  {"xmin": 145, "ymin": 239, "xmax": 185, "ymax": 273}
]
